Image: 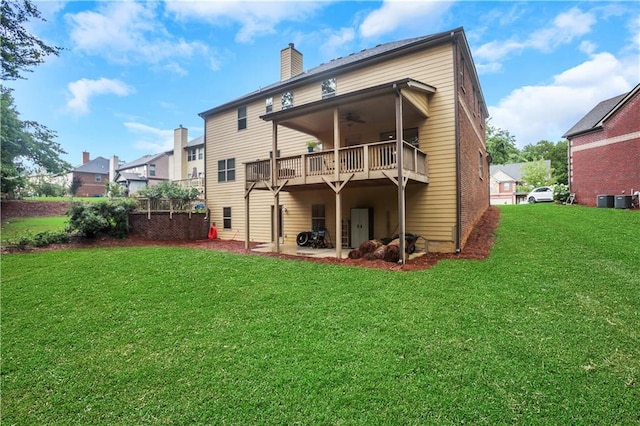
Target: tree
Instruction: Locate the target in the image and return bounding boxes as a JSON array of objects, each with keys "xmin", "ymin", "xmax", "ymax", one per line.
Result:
[
  {"xmin": 519, "ymin": 140, "xmax": 568, "ymax": 185},
  {"xmin": 1, "ymin": 88, "xmax": 70, "ymax": 194},
  {"xmin": 1, "ymin": 0, "xmax": 69, "ymax": 196},
  {"xmin": 1, "ymin": 0, "xmax": 63, "ymax": 80},
  {"xmin": 518, "ymin": 160, "xmax": 555, "ymax": 191},
  {"xmin": 69, "ymin": 176, "xmax": 83, "ymax": 197},
  {"xmin": 485, "ymin": 121, "xmax": 520, "ymax": 164}
]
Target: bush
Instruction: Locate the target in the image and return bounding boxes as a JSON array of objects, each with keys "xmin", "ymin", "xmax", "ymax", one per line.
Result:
[
  {"xmin": 67, "ymin": 198, "xmax": 137, "ymax": 238},
  {"xmin": 11, "ymin": 230, "xmax": 71, "ymax": 250},
  {"xmin": 554, "ymin": 183, "xmax": 570, "ymax": 203},
  {"xmin": 136, "ymin": 181, "xmax": 199, "ymax": 201}
]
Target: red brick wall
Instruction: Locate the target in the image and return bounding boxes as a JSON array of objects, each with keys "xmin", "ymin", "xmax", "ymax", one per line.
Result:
[
  {"xmin": 570, "ymin": 92, "xmax": 640, "ymax": 206},
  {"xmin": 129, "ymin": 212, "xmax": 210, "ymax": 240},
  {"xmin": 73, "ymin": 172, "xmax": 107, "ymax": 197},
  {"xmin": 457, "ymin": 46, "xmax": 489, "ymax": 250}
]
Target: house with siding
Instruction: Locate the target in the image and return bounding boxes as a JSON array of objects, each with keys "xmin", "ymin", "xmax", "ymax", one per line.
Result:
[
  {"xmin": 168, "ymin": 125, "xmax": 205, "ymax": 196},
  {"xmin": 563, "ymin": 83, "xmax": 640, "ymax": 206},
  {"xmin": 199, "ymin": 27, "xmax": 489, "ymax": 261},
  {"xmin": 113, "ymin": 152, "xmax": 170, "ymax": 195}
]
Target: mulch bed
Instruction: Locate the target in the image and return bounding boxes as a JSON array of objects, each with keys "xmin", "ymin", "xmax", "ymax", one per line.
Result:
[{"xmin": 2, "ymin": 200, "xmax": 500, "ymax": 271}]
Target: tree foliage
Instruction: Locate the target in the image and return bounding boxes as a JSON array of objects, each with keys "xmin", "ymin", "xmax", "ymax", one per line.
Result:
[
  {"xmin": 1, "ymin": 0, "xmax": 63, "ymax": 80},
  {"xmin": 520, "ymin": 140, "xmax": 568, "ymax": 185},
  {"xmin": 1, "ymin": 88, "xmax": 71, "ymax": 194},
  {"xmin": 1, "ymin": 0, "xmax": 69, "ymax": 196},
  {"xmin": 485, "ymin": 122, "xmax": 519, "ymax": 165},
  {"xmin": 518, "ymin": 160, "xmax": 556, "ymax": 191}
]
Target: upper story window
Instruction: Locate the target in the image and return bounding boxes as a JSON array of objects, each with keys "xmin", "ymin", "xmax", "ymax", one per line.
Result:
[
  {"xmin": 321, "ymin": 78, "xmax": 336, "ymax": 98},
  {"xmin": 380, "ymin": 128, "xmax": 419, "ymax": 148},
  {"xmin": 188, "ymin": 149, "xmax": 196, "ymax": 161},
  {"xmin": 237, "ymin": 106, "xmax": 247, "ymax": 130},
  {"xmin": 198, "ymin": 147, "xmax": 204, "ymax": 160},
  {"xmin": 149, "ymin": 164, "xmax": 156, "ymax": 177},
  {"xmin": 95, "ymin": 174, "xmax": 102, "ymax": 182},
  {"xmin": 265, "ymin": 97, "xmax": 273, "ymax": 113},
  {"xmin": 218, "ymin": 158, "xmax": 236, "ymax": 182},
  {"xmin": 478, "ymin": 152, "xmax": 483, "ymax": 178},
  {"xmin": 281, "ymin": 91, "xmax": 293, "ymax": 109}
]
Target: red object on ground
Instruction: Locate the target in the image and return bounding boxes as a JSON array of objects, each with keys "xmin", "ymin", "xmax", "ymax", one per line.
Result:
[{"xmin": 208, "ymin": 224, "xmax": 218, "ymax": 240}]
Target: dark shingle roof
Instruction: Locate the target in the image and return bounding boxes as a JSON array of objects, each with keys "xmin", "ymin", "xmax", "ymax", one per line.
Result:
[
  {"xmin": 118, "ymin": 152, "xmax": 166, "ymax": 170},
  {"xmin": 74, "ymin": 156, "xmax": 109, "ymax": 174},
  {"xmin": 563, "ymin": 93, "xmax": 627, "ymax": 138},
  {"xmin": 200, "ymin": 28, "xmax": 463, "ymax": 118}
]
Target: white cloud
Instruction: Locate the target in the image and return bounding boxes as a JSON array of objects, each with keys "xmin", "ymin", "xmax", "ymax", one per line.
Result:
[
  {"xmin": 66, "ymin": 1, "xmax": 208, "ymax": 69},
  {"xmin": 164, "ymin": 1, "xmax": 325, "ymax": 43},
  {"xmin": 359, "ymin": 0, "xmax": 453, "ymax": 38},
  {"xmin": 319, "ymin": 27, "xmax": 356, "ymax": 58},
  {"xmin": 488, "ymin": 52, "xmax": 636, "ymax": 147},
  {"xmin": 67, "ymin": 78, "xmax": 134, "ymax": 115},
  {"xmin": 475, "ymin": 7, "xmax": 596, "ymax": 73},
  {"xmin": 124, "ymin": 122, "xmax": 174, "ymax": 152}
]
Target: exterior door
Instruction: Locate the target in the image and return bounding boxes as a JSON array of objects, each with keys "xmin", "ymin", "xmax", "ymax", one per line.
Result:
[{"xmin": 350, "ymin": 208, "xmax": 373, "ymax": 248}]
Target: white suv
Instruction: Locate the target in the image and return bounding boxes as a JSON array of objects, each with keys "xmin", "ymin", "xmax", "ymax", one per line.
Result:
[{"xmin": 526, "ymin": 186, "xmax": 554, "ymax": 203}]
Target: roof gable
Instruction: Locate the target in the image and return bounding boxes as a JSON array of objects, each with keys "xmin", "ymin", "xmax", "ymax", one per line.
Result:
[
  {"xmin": 74, "ymin": 156, "xmax": 109, "ymax": 174},
  {"xmin": 200, "ymin": 27, "xmax": 470, "ymax": 118},
  {"xmin": 563, "ymin": 84, "xmax": 639, "ymax": 138},
  {"xmin": 490, "ymin": 160, "xmax": 551, "ymax": 182}
]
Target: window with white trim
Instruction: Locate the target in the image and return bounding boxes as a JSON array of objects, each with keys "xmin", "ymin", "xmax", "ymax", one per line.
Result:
[
  {"xmin": 237, "ymin": 106, "xmax": 247, "ymax": 130},
  {"xmin": 223, "ymin": 207, "xmax": 231, "ymax": 229},
  {"xmin": 321, "ymin": 78, "xmax": 336, "ymax": 98}
]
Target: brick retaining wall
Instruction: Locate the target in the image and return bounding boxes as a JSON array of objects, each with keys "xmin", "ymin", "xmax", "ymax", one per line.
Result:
[{"xmin": 129, "ymin": 212, "xmax": 210, "ymax": 240}]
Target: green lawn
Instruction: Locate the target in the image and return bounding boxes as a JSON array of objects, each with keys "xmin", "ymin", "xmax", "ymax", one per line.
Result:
[
  {"xmin": 2, "ymin": 204, "xmax": 639, "ymax": 424},
  {"xmin": 0, "ymin": 216, "xmax": 68, "ymax": 244}
]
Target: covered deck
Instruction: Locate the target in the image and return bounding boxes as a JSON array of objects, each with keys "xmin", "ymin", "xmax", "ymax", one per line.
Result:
[{"xmin": 245, "ymin": 139, "xmax": 428, "ymax": 190}]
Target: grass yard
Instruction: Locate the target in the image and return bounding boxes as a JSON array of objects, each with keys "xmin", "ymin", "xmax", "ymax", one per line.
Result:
[
  {"xmin": 1, "ymin": 204, "xmax": 639, "ymax": 424},
  {"xmin": 0, "ymin": 216, "xmax": 68, "ymax": 245}
]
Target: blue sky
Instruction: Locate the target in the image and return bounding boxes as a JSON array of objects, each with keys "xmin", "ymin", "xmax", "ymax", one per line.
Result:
[{"xmin": 8, "ymin": 0, "xmax": 639, "ymax": 167}]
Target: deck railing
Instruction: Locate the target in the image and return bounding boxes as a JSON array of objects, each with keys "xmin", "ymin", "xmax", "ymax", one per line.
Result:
[
  {"xmin": 134, "ymin": 197, "xmax": 206, "ymax": 219},
  {"xmin": 246, "ymin": 140, "xmax": 427, "ymax": 184}
]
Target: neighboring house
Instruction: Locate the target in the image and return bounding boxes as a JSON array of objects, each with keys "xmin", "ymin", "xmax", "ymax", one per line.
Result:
[
  {"xmin": 167, "ymin": 126, "xmax": 205, "ymax": 196},
  {"xmin": 563, "ymin": 84, "xmax": 640, "ymax": 207},
  {"xmin": 70, "ymin": 152, "xmax": 109, "ymax": 197},
  {"xmin": 113, "ymin": 152, "xmax": 170, "ymax": 195},
  {"xmin": 199, "ymin": 27, "xmax": 489, "ymax": 259},
  {"xmin": 489, "ymin": 161, "xmax": 551, "ymax": 205}
]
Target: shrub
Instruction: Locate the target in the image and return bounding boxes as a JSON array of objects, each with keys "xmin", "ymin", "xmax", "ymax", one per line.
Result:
[
  {"xmin": 554, "ymin": 183, "xmax": 570, "ymax": 203},
  {"xmin": 136, "ymin": 181, "xmax": 199, "ymax": 201},
  {"xmin": 67, "ymin": 198, "xmax": 137, "ymax": 238},
  {"xmin": 10, "ymin": 230, "xmax": 71, "ymax": 250}
]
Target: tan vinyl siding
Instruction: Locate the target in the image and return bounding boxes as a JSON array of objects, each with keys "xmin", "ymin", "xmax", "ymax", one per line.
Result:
[{"xmin": 205, "ymin": 39, "xmax": 463, "ymax": 250}]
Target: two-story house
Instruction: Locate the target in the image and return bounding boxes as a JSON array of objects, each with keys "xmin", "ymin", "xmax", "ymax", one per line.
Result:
[
  {"xmin": 70, "ymin": 152, "xmax": 110, "ymax": 197},
  {"xmin": 563, "ymin": 83, "xmax": 640, "ymax": 207},
  {"xmin": 200, "ymin": 27, "xmax": 489, "ymax": 261},
  {"xmin": 168, "ymin": 125, "xmax": 205, "ymax": 196},
  {"xmin": 489, "ymin": 161, "xmax": 551, "ymax": 205}
]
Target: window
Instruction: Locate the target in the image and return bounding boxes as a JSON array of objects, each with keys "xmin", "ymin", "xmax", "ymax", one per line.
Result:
[
  {"xmin": 149, "ymin": 164, "xmax": 156, "ymax": 177},
  {"xmin": 237, "ymin": 106, "xmax": 247, "ymax": 130},
  {"xmin": 218, "ymin": 158, "xmax": 236, "ymax": 182},
  {"xmin": 281, "ymin": 91, "xmax": 293, "ymax": 109},
  {"xmin": 223, "ymin": 207, "xmax": 231, "ymax": 229},
  {"xmin": 188, "ymin": 149, "xmax": 196, "ymax": 161},
  {"xmin": 198, "ymin": 147, "xmax": 204, "ymax": 160},
  {"xmin": 321, "ymin": 78, "xmax": 336, "ymax": 98},
  {"xmin": 460, "ymin": 57, "xmax": 466, "ymax": 89},
  {"xmin": 478, "ymin": 152, "xmax": 483, "ymax": 178},
  {"xmin": 265, "ymin": 97, "xmax": 273, "ymax": 113},
  {"xmin": 380, "ymin": 128, "xmax": 419, "ymax": 147},
  {"xmin": 95, "ymin": 174, "xmax": 102, "ymax": 182},
  {"xmin": 311, "ymin": 204, "xmax": 325, "ymax": 231},
  {"xmin": 504, "ymin": 182, "xmax": 511, "ymax": 191}
]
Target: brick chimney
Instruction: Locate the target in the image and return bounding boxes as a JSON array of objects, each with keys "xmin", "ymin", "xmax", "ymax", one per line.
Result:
[
  {"xmin": 280, "ymin": 43, "xmax": 303, "ymax": 81},
  {"xmin": 82, "ymin": 151, "xmax": 90, "ymax": 164}
]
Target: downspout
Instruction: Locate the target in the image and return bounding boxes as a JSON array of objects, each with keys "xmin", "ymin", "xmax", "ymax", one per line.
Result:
[{"xmin": 452, "ymin": 32, "xmax": 462, "ymax": 253}]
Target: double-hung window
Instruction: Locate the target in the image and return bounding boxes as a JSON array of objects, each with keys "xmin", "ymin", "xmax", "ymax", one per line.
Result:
[
  {"xmin": 223, "ymin": 207, "xmax": 232, "ymax": 229},
  {"xmin": 218, "ymin": 158, "xmax": 236, "ymax": 182},
  {"xmin": 321, "ymin": 78, "xmax": 336, "ymax": 98},
  {"xmin": 237, "ymin": 106, "xmax": 247, "ymax": 130},
  {"xmin": 188, "ymin": 149, "xmax": 196, "ymax": 161}
]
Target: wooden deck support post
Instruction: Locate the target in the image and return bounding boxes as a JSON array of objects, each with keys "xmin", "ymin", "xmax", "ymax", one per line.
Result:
[{"xmin": 394, "ymin": 84, "xmax": 406, "ymax": 264}]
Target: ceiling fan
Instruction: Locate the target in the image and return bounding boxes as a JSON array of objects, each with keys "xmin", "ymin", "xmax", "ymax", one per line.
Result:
[{"xmin": 341, "ymin": 112, "xmax": 366, "ymax": 124}]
